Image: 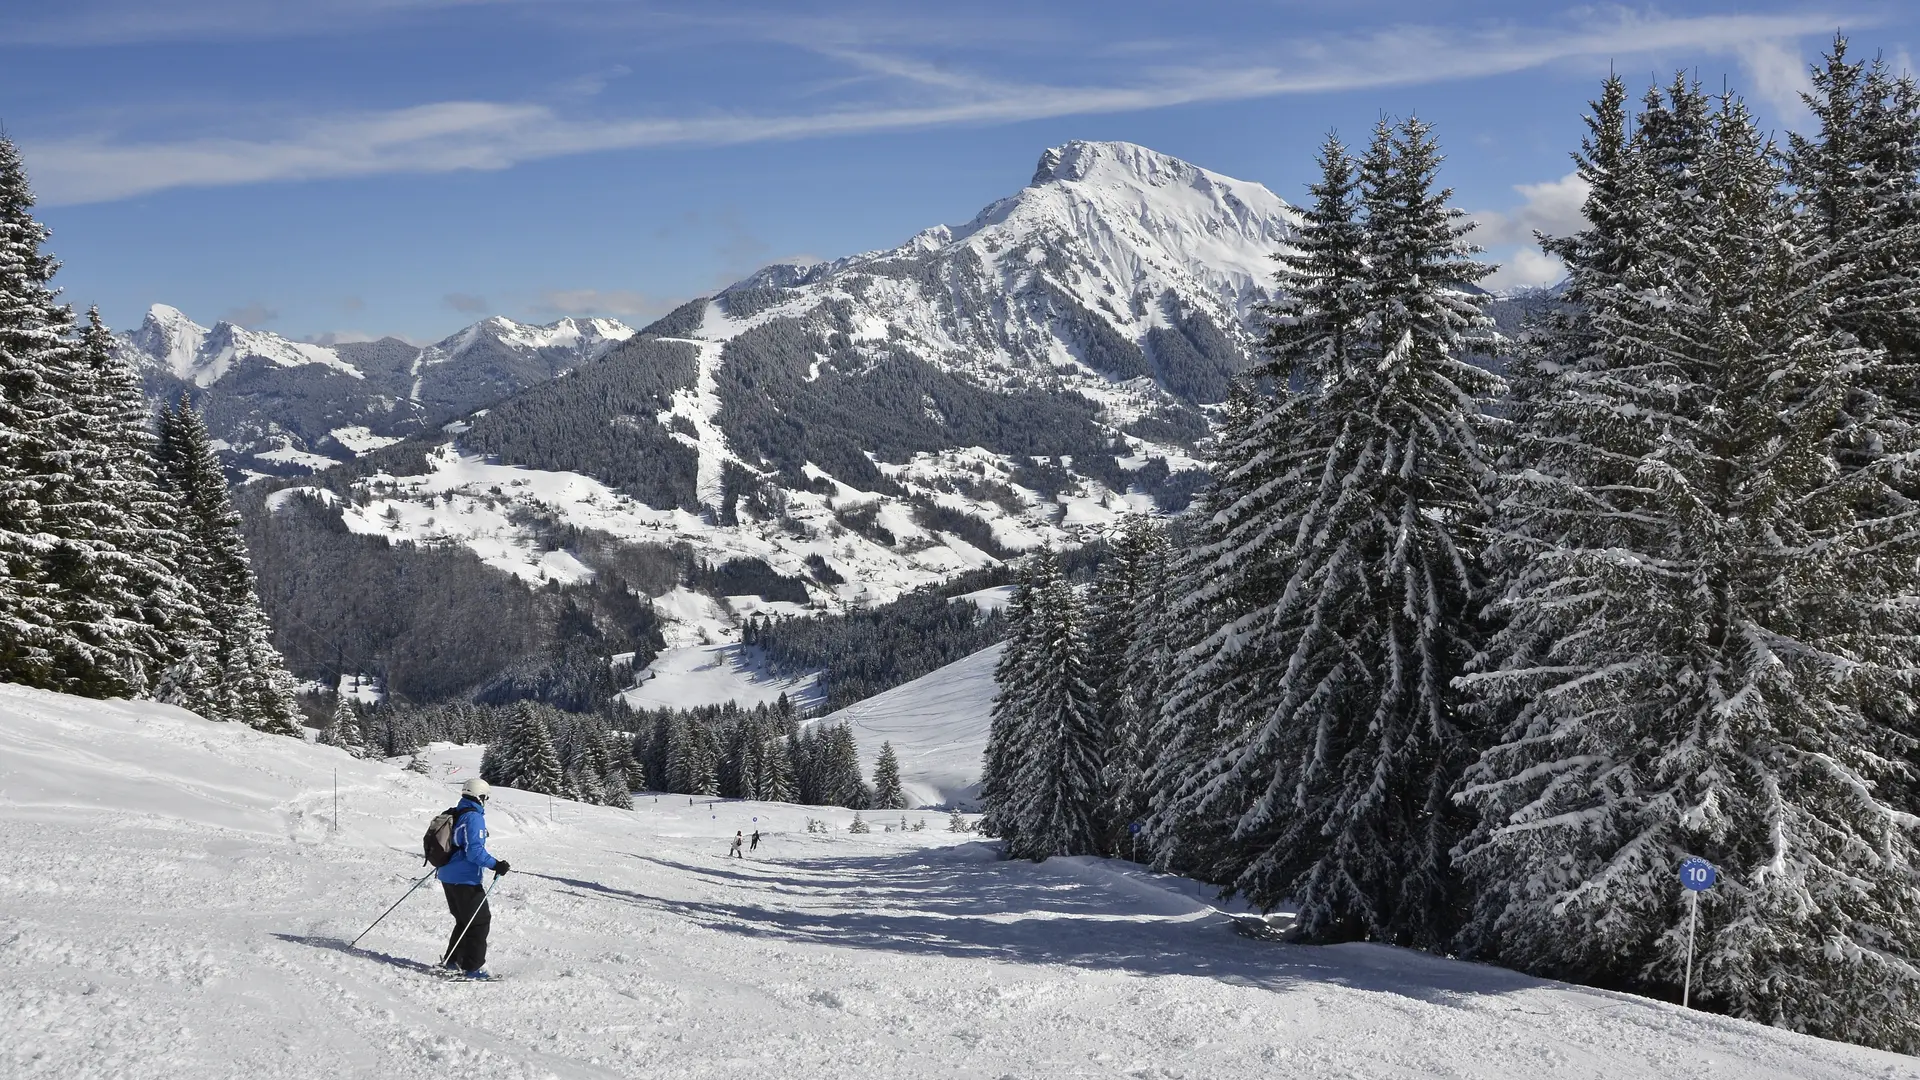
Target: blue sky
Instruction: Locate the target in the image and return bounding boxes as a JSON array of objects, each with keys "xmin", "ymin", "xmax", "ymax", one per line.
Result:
[{"xmin": 5, "ymin": 1, "xmax": 1911, "ymax": 344}]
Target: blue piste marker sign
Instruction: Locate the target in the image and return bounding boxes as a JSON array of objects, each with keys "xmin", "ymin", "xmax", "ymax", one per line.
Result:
[{"xmin": 1680, "ymin": 857, "xmax": 1716, "ymax": 892}]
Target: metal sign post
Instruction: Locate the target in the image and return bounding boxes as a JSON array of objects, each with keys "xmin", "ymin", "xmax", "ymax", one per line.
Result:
[
  {"xmin": 1678, "ymin": 857, "xmax": 1716, "ymax": 1008},
  {"xmin": 1128, "ymin": 821, "xmax": 1142, "ymax": 864}
]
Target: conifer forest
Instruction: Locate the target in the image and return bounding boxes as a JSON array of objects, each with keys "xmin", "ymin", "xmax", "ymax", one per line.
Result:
[{"xmin": 984, "ymin": 44, "xmax": 1920, "ymax": 1052}]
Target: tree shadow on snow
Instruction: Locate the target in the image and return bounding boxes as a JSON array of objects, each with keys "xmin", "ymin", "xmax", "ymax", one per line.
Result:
[{"xmin": 564, "ymin": 847, "xmax": 1583, "ymax": 1009}]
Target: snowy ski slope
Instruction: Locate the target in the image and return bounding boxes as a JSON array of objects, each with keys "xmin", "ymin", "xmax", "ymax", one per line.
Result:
[
  {"xmin": 814, "ymin": 643, "xmax": 1003, "ymax": 809},
  {"xmin": 2, "ymin": 683, "xmax": 1911, "ymax": 1079}
]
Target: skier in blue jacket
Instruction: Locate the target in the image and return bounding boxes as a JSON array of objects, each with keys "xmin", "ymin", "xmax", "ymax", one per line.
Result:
[{"xmin": 438, "ymin": 778, "xmax": 510, "ymax": 978}]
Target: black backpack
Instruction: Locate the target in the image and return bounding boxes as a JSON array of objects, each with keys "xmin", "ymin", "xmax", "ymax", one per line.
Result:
[{"xmin": 422, "ymin": 804, "xmax": 474, "ymax": 867}]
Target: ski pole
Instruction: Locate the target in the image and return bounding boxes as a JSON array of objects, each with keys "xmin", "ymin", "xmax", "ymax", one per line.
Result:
[
  {"xmin": 440, "ymin": 870, "xmax": 507, "ymax": 968},
  {"xmin": 350, "ymin": 868, "xmax": 438, "ymax": 948}
]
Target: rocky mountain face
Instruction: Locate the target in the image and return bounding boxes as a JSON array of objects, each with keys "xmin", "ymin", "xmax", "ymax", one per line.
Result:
[{"xmin": 119, "ymin": 305, "xmax": 634, "ymax": 474}]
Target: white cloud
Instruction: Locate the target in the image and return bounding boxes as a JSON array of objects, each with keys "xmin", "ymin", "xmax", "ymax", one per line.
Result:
[
  {"xmin": 1471, "ymin": 171, "xmax": 1591, "ymax": 247},
  {"xmin": 1738, "ymin": 38, "xmax": 1815, "ymax": 124},
  {"xmin": 1484, "ymin": 248, "xmax": 1568, "ymax": 293},
  {"xmin": 23, "ymin": 9, "xmax": 1865, "ymax": 205},
  {"xmin": 443, "ymin": 292, "xmax": 490, "ymax": 313}
]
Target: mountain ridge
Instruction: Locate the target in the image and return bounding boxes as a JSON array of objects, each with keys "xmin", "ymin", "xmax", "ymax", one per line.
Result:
[{"xmin": 118, "ymin": 306, "xmax": 637, "ymax": 474}]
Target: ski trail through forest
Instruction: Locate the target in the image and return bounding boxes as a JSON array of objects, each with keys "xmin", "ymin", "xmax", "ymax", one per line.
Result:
[{"xmin": 2, "ymin": 686, "xmax": 1911, "ymax": 1079}]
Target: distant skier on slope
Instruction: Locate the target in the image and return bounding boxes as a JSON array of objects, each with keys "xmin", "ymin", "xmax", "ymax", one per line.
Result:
[
  {"xmin": 750, "ymin": 830, "xmax": 761, "ymax": 852},
  {"xmin": 729, "ymin": 831, "xmax": 745, "ymax": 858},
  {"xmin": 438, "ymin": 778, "xmax": 510, "ymax": 978}
]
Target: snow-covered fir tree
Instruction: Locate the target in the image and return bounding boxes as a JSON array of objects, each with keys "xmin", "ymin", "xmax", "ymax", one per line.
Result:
[
  {"xmin": 322, "ymin": 694, "xmax": 367, "ymax": 757},
  {"xmin": 0, "ymin": 135, "xmax": 269, "ymax": 718},
  {"xmin": 153, "ymin": 398, "xmax": 301, "ymax": 734},
  {"xmin": 871, "ymin": 741, "xmax": 908, "ymax": 810},
  {"xmin": 0, "ymin": 135, "xmax": 73, "ymax": 691},
  {"xmin": 816, "ymin": 724, "xmax": 870, "ymax": 809},
  {"xmin": 978, "ymin": 556, "xmax": 1041, "ymax": 842},
  {"xmin": 600, "ymin": 729, "xmax": 635, "ymax": 809},
  {"xmin": 39, "ymin": 310, "xmax": 201, "ymax": 698},
  {"xmin": 572, "ymin": 729, "xmax": 608, "ymax": 804},
  {"xmin": 665, "ymin": 712, "xmax": 718, "ymax": 796},
  {"xmin": 1086, "ymin": 514, "xmax": 1170, "ymax": 848},
  {"xmin": 746, "ymin": 718, "xmax": 795, "ymax": 803},
  {"xmin": 1457, "ymin": 76, "xmax": 1920, "ymax": 1053},
  {"xmin": 984, "ymin": 549, "xmax": 1103, "ymax": 861},
  {"xmin": 483, "ymin": 702, "xmax": 565, "ymax": 795},
  {"xmin": 1149, "ymin": 119, "xmax": 1499, "ymax": 945}
]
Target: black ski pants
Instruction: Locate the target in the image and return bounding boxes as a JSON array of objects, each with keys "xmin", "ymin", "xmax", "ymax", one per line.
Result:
[{"xmin": 442, "ymin": 882, "xmax": 490, "ymax": 972}]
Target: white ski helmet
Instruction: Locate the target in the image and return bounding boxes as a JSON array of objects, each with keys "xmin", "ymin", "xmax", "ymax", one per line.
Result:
[{"xmin": 461, "ymin": 778, "xmax": 492, "ymax": 799}]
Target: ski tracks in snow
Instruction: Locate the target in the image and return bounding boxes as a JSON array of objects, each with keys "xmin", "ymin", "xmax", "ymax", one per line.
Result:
[{"xmin": 2, "ymin": 690, "xmax": 1914, "ymax": 1080}]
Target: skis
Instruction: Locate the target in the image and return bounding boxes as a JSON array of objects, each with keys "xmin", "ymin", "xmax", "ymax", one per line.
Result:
[{"xmin": 432, "ymin": 966, "xmax": 502, "ymax": 982}]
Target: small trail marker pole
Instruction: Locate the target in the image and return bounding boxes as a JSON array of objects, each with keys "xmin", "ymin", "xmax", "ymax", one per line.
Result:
[
  {"xmin": 1128, "ymin": 821, "xmax": 1142, "ymax": 864},
  {"xmin": 548, "ymin": 792, "xmax": 554, "ymax": 824},
  {"xmin": 1678, "ymin": 857, "xmax": 1716, "ymax": 1008},
  {"xmin": 333, "ymin": 769, "xmax": 339, "ymax": 832}
]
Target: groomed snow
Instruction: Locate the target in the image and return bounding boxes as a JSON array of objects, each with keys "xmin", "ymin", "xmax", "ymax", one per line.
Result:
[
  {"xmin": 620, "ymin": 643, "xmax": 824, "ymax": 713},
  {"xmin": 813, "ymin": 643, "xmax": 1003, "ymax": 809},
  {"xmin": 2, "ymin": 684, "xmax": 1910, "ymax": 1079}
]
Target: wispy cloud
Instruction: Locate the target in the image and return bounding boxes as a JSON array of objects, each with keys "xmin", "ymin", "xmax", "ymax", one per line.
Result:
[
  {"xmin": 443, "ymin": 292, "xmax": 490, "ymax": 313},
  {"xmin": 302, "ymin": 327, "xmax": 423, "ymax": 346},
  {"xmin": 535, "ymin": 288, "xmax": 663, "ymax": 319},
  {"xmin": 23, "ymin": 9, "xmax": 1863, "ymax": 204},
  {"xmin": 0, "ymin": 0, "xmax": 502, "ymax": 46},
  {"xmin": 223, "ymin": 301, "xmax": 278, "ymax": 326}
]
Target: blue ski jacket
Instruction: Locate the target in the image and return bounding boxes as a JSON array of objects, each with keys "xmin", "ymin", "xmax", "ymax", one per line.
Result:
[{"xmin": 435, "ymin": 796, "xmax": 499, "ymax": 885}]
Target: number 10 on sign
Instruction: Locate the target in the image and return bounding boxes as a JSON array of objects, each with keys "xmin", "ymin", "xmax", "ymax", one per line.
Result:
[{"xmin": 1679, "ymin": 857, "xmax": 1716, "ymax": 1008}]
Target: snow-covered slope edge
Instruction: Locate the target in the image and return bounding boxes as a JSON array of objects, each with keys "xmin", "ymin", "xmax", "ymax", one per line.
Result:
[
  {"xmin": 812, "ymin": 641, "xmax": 1002, "ymax": 809},
  {"xmin": 3, "ymin": 681, "xmax": 1904, "ymax": 1079}
]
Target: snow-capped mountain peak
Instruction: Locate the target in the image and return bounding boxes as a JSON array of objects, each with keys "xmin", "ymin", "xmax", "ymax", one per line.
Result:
[
  {"xmin": 129, "ymin": 303, "xmax": 211, "ymax": 383},
  {"xmin": 126, "ymin": 303, "xmax": 360, "ymax": 387},
  {"xmin": 990, "ymin": 140, "xmax": 1296, "ymax": 320},
  {"xmin": 707, "ymin": 140, "xmax": 1296, "ymax": 419}
]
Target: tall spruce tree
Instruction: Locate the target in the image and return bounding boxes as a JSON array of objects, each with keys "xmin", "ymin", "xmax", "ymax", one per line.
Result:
[
  {"xmin": 747, "ymin": 718, "xmax": 795, "ymax": 803},
  {"xmin": 1087, "ymin": 514, "xmax": 1170, "ymax": 848},
  {"xmin": 488, "ymin": 701, "xmax": 564, "ymax": 795},
  {"xmin": 154, "ymin": 398, "xmax": 301, "ymax": 734},
  {"xmin": 979, "ymin": 557, "xmax": 1042, "ymax": 842},
  {"xmin": 1459, "ymin": 78, "xmax": 1920, "ymax": 1053},
  {"xmin": 985, "ymin": 549, "xmax": 1102, "ymax": 861},
  {"xmin": 600, "ymin": 729, "xmax": 635, "ymax": 808},
  {"xmin": 871, "ymin": 741, "xmax": 908, "ymax": 810},
  {"xmin": 323, "ymin": 694, "xmax": 366, "ymax": 757},
  {"xmin": 820, "ymin": 723, "xmax": 869, "ymax": 808},
  {"xmin": 0, "ymin": 135, "xmax": 78, "ymax": 689},
  {"xmin": 1152, "ymin": 118, "xmax": 1498, "ymax": 945}
]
